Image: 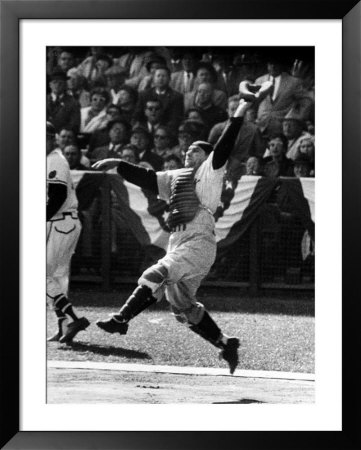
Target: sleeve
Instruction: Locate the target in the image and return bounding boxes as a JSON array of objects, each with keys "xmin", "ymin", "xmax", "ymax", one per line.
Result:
[
  {"xmin": 212, "ymin": 116, "xmax": 244, "ymax": 170},
  {"xmin": 117, "ymin": 160, "xmax": 159, "ymax": 194}
]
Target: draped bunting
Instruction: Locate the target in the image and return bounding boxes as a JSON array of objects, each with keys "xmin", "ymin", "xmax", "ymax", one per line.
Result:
[{"xmin": 71, "ymin": 171, "xmax": 315, "ymax": 251}]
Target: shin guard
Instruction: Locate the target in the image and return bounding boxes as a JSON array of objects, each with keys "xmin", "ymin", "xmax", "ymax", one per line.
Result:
[
  {"xmin": 116, "ymin": 285, "xmax": 157, "ymax": 322},
  {"xmin": 188, "ymin": 310, "xmax": 223, "ymax": 348}
]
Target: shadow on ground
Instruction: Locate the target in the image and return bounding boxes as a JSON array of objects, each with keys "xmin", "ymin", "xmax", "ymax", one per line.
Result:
[
  {"xmin": 213, "ymin": 399, "xmax": 265, "ymax": 404},
  {"xmin": 58, "ymin": 341, "xmax": 151, "ymax": 360}
]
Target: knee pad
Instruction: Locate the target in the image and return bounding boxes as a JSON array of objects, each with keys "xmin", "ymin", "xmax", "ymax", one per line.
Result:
[
  {"xmin": 173, "ymin": 302, "xmax": 205, "ymax": 326},
  {"xmin": 138, "ymin": 263, "xmax": 168, "ymax": 299}
]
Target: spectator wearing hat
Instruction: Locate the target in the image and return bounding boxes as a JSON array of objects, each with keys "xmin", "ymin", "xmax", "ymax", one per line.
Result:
[
  {"xmin": 80, "ymin": 87, "xmax": 110, "ymax": 134},
  {"xmin": 185, "ymin": 82, "xmax": 227, "ymax": 135},
  {"xmin": 91, "ymin": 119, "xmax": 130, "ymax": 163},
  {"xmin": 185, "ymin": 62, "xmax": 228, "ymax": 110},
  {"xmin": 293, "ymin": 153, "xmax": 312, "ymax": 178},
  {"xmin": 170, "ymin": 51, "xmax": 198, "ymax": 95},
  {"xmin": 104, "ymin": 65, "xmax": 129, "ymax": 105},
  {"xmin": 67, "ymin": 68, "xmax": 91, "ymax": 108},
  {"xmin": 138, "ymin": 53, "xmax": 167, "ymax": 92},
  {"xmin": 262, "ymin": 133, "xmax": 294, "ymax": 178},
  {"xmin": 281, "ymin": 109, "xmax": 313, "ymax": 160},
  {"xmin": 208, "ymin": 95, "xmax": 266, "ymax": 165},
  {"xmin": 134, "ymin": 66, "xmax": 184, "ymax": 132},
  {"xmin": 46, "ymin": 69, "xmax": 81, "ymax": 134},
  {"xmin": 130, "ymin": 126, "xmax": 164, "ymax": 171},
  {"xmin": 254, "ymin": 53, "xmax": 314, "ymax": 138},
  {"xmin": 172, "ymin": 120, "xmax": 206, "ymax": 163}
]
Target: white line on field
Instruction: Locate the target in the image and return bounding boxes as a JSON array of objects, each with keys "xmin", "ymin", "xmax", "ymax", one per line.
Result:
[{"xmin": 48, "ymin": 360, "xmax": 315, "ymax": 381}]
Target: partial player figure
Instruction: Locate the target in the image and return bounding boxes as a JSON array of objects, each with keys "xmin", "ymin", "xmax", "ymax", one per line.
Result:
[{"xmin": 46, "ymin": 122, "xmax": 90, "ymax": 343}]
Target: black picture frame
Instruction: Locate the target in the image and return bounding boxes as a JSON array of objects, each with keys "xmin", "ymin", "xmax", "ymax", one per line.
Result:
[{"xmin": 1, "ymin": 0, "xmax": 360, "ymax": 449}]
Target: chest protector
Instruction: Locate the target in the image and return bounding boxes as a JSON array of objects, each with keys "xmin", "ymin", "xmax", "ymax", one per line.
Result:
[{"xmin": 167, "ymin": 168, "xmax": 200, "ymax": 231}]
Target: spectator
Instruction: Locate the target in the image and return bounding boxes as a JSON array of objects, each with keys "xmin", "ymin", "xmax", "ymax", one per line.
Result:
[
  {"xmin": 87, "ymin": 104, "xmax": 123, "ymax": 153},
  {"xmin": 293, "ymin": 154, "xmax": 312, "ymax": 178},
  {"xmin": 55, "ymin": 127, "xmax": 90, "ymax": 168},
  {"xmin": 134, "ymin": 98, "xmax": 166, "ymax": 137},
  {"xmin": 130, "ymin": 126, "xmax": 164, "ymax": 171},
  {"xmin": 162, "ymin": 154, "xmax": 183, "ymax": 171},
  {"xmin": 46, "ymin": 69, "xmax": 80, "ymax": 134},
  {"xmin": 208, "ymin": 95, "xmax": 266, "ymax": 164},
  {"xmin": 134, "ymin": 66, "xmax": 184, "ymax": 131},
  {"xmin": 185, "ymin": 82, "xmax": 227, "ymax": 134},
  {"xmin": 172, "ymin": 120, "xmax": 205, "ymax": 163},
  {"xmin": 255, "ymin": 53, "xmax": 313, "ymax": 138},
  {"xmin": 185, "ymin": 62, "xmax": 228, "ymax": 110},
  {"xmin": 64, "ymin": 145, "xmax": 88, "ymax": 170},
  {"xmin": 138, "ymin": 53, "xmax": 167, "ymax": 92},
  {"xmin": 104, "ymin": 66, "xmax": 129, "ymax": 105},
  {"xmin": 116, "ymin": 48, "xmax": 151, "ymax": 89},
  {"xmin": 151, "ymin": 126, "xmax": 174, "ymax": 159},
  {"xmin": 76, "ymin": 46, "xmax": 105, "ymax": 84},
  {"xmin": 67, "ymin": 68, "xmax": 91, "ymax": 108},
  {"xmin": 245, "ymin": 156, "xmax": 262, "ymax": 176},
  {"xmin": 55, "ymin": 49, "xmax": 75, "ymax": 74},
  {"xmin": 91, "ymin": 119, "xmax": 130, "ymax": 163},
  {"xmin": 282, "ymin": 110, "xmax": 313, "ymax": 160},
  {"xmin": 170, "ymin": 50, "xmax": 197, "ymax": 94},
  {"xmin": 116, "ymin": 85, "xmax": 138, "ymax": 125},
  {"xmin": 120, "ymin": 144, "xmax": 139, "ymax": 164},
  {"xmin": 226, "ymin": 52, "xmax": 260, "ymax": 96},
  {"xmin": 262, "ymin": 134, "xmax": 294, "ymax": 177},
  {"xmin": 211, "ymin": 54, "xmax": 230, "ymax": 95},
  {"xmin": 92, "ymin": 53, "xmax": 113, "ymax": 87},
  {"xmin": 295, "ymin": 135, "xmax": 315, "ymax": 176},
  {"xmin": 80, "ymin": 87, "xmax": 110, "ymax": 134}
]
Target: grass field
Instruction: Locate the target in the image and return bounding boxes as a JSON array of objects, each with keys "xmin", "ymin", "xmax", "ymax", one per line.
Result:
[{"xmin": 47, "ymin": 287, "xmax": 315, "ymax": 374}]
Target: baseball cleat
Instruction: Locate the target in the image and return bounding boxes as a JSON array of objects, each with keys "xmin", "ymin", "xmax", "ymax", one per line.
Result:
[
  {"xmin": 96, "ymin": 316, "xmax": 129, "ymax": 335},
  {"xmin": 219, "ymin": 337, "xmax": 240, "ymax": 375},
  {"xmin": 59, "ymin": 317, "xmax": 90, "ymax": 343},
  {"xmin": 47, "ymin": 317, "xmax": 68, "ymax": 342}
]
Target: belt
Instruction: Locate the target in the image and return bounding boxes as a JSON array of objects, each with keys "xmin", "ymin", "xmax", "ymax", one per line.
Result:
[{"xmin": 49, "ymin": 212, "xmax": 78, "ymax": 222}]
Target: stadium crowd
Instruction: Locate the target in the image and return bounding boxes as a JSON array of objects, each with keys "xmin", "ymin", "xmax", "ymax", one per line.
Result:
[{"xmin": 47, "ymin": 46, "xmax": 315, "ymax": 180}]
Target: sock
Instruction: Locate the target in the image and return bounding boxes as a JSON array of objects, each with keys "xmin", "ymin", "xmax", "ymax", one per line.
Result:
[{"xmin": 54, "ymin": 294, "xmax": 79, "ymax": 321}]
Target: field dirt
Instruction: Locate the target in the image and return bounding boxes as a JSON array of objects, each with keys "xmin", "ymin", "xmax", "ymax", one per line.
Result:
[{"xmin": 47, "ymin": 366, "xmax": 314, "ymax": 404}]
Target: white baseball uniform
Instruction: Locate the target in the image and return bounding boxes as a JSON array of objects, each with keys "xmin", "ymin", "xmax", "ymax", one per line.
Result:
[{"xmin": 46, "ymin": 149, "xmax": 81, "ymax": 302}]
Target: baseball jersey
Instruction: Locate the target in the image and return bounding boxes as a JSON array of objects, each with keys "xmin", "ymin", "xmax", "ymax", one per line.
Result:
[
  {"xmin": 47, "ymin": 148, "xmax": 78, "ymax": 219},
  {"xmin": 156, "ymin": 152, "xmax": 225, "ymax": 214}
]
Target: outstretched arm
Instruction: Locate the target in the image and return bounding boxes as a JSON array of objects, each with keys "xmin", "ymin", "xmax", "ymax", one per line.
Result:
[
  {"xmin": 92, "ymin": 158, "xmax": 159, "ymax": 194},
  {"xmin": 212, "ymin": 100, "xmax": 251, "ymax": 170}
]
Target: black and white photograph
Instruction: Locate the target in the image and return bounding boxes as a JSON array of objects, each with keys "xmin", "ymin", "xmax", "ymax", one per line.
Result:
[
  {"xmin": 45, "ymin": 44, "xmax": 316, "ymax": 405},
  {"xmin": 3, "ymin": 1, "xmax": 360, "ymax": 447}
]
